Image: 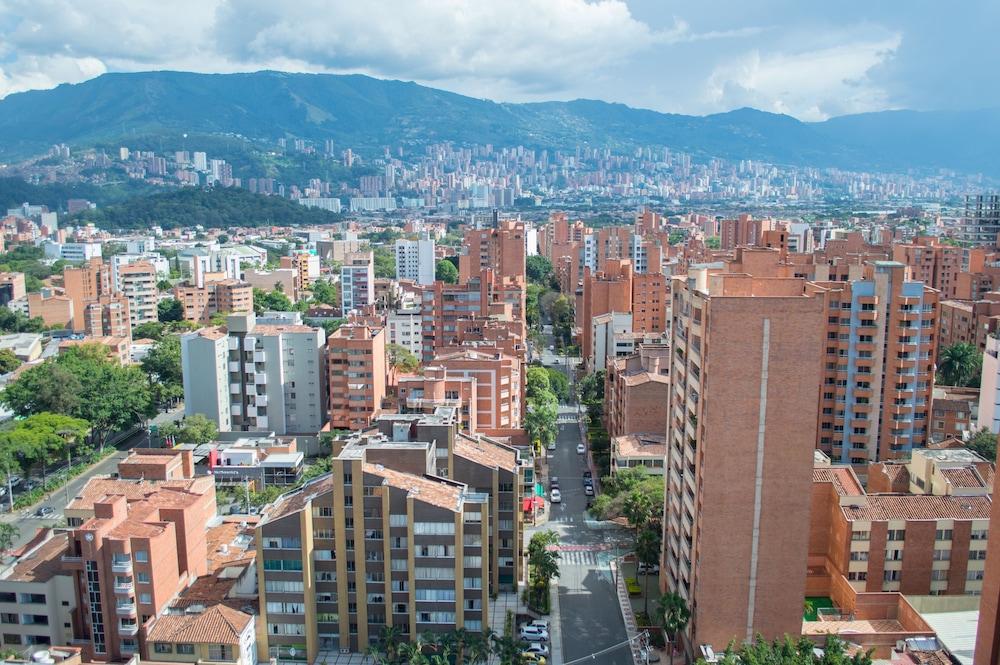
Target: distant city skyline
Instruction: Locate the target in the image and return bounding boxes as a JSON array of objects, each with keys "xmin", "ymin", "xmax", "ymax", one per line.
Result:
[{"xmin": 0, "ymin": 0, "xmax": 995, "ymax": 121}]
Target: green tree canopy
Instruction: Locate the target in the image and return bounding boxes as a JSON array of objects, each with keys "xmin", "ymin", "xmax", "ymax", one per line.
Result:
[
  {"xmin": 937, "ymin": 342, "xmax": 982, "ymax": 387},
  {"xmin": 436, "ymin": 259, "xmax": 459, "ymax": 284},
  {"xmin": 703, "ymin": 635, "xmax": 871, "ymax": 665},
  {"xmin": 310, "ymin": 279, "xmax": 338, "ymax": 306},
  {"xmin": 966, "ymin": 427, "xmax": 997, "ymax": 461},
  {"xmin": 0, "ymin": 349, "xmax": 21, "ymax": 374},
  {"xmin": 373, "ymin": 246, "xmax": 395, "ymax": 279},
  {"xmin": 545, "ymin": 368, "xmax": 570, "ymax": 402},
  {"xmin": 142, "ymin": 335, "xmax": 184, "ymax": 405},
  {"xmin": 525, "ymin": 366, "xmax": 552, "ymax": 401},
  {"xmin": 253, "ymin": 287, "xmax": 293, "ymax": 313},
  {"xmin": 526, "ymin": 255, "xmax": 552, "ymax": 284},
  {"xmin": 157, "ymin": 297, "xmax": 184, "ymax": 322},
  {"xmin": 160, "ymin": 414, "xmax": 218, "ymax": 445},
  {"xmin": 705, "ymin": 236, "xmax": 721, "ymax": 249},
  {"xmin": 387, "ymin": 343, "xmax": 420, "ymax": 373},
  {"xmin": 132, "ymin": 321, "xmax": 166, "ymax": 340},
  {"xmin": 524, "ymin": 396, "xmax": 558, "ymax": 449}
]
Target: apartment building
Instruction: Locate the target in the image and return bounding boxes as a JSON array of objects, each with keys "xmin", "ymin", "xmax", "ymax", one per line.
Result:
[
  {"xmin": 938, "ymin": 296, "xmax": 1000, "ymax": 352},
  {"xmin": 611, "ymin": 433, "xmax": 666, "ymax": 476},
  {"xmin": 958, "ymin": 194, "xmax": 1000, "ymax": 245},
  {"xmin": 243, "ymin": 269, "xmax": 298, "ymax": 301},
  {"xmin": 604, "ymin": 343, "xmax": 670, "ymax": 438},
  {"xmin": 256, "ymin": 440, "xmax": 491, "ymax": 660},
  {"xmin": 419, "ymin": 271, "xmax": 508, "ymax": 362},
  {"xmin": 145, "ymin": 605, "xmax": 256, "ymax": 665},
  {"xmin": 327, "ymin": 323, "xmax": 386, "ymax": 431},
  {"xmin": 174, "ymin": 279, "xmax": 254, "ymax": 324},
  {"xmin": 0, "ymin": 530, "xmax": 77, "ymax": 652},
  {"xmin": 396, "ymin": 366, "xmax": 478, "ymax": 433},
  {"xmin": 181, "ymin": 313, "xmax": 327, "ymax": 435},
  {"xmin": 458, "ymin": 220, "xmax": 526, "ymax": 285},
  {"xmin": 386, "ymin": 307, "xmax": 422, "ymax": 356},
  {"xmin": 977, "ymin": 335, "xmax": 1000, "ymax": 433},
  {"xmin": 893, "ymin": 237, "xmax": 963, "ymax": 299},
  {"xmin": 26, "ymin": 290, "xmax": 74, "ymax": 327},
  {"xmin": 118, "ymin": 261, "xmax": 158, "ymax": 326},
  {"xmin": 812, "ymin": 450, "xmax": 992, "ymax": 598},
  {"xmin": 0, "ymin": 272, "xmax": 26, "ymax": 305},
  {"xmin": 433, "ymin": 349, "xmax": 521, "ymax": 435},
  {"xmin": 279, "ymin": 253, "xmax": 320, "ymax": 294},
  {"xmin": 975, "ymin": 479, "xmax": 1000, "ymax": 664},
  {"xmin": 394, "ymin": 238, "xmax": 436, "ymax": 286},
  {"xmin": 663, "ymin": 266, "xmax": 827, "ymax": 657},
  {"xmin": 929, "ymin": 386, "xmax": 978, "ymax": 442},
  {"xmin": 340, "ymin": 251, "xmax": 374, "ymax": 314},
  {"xmin": 632, "ymin": 270, "xmax": 669, "ymax": 335},
  {"xmin": 719, "ymin": 214, "xmax": 771, "ymax": 250},
  {"xmin": 815, "ymin": 261, "xmax": 939, "ymax": 464},
  {"xmin": 82, "ymin": 294, "xmax": 131, "ymax": 339},
  {"xmin": 590, "ymin": 311, "xmax": 633, "ymax": 371},
  {"xmin": 61, "ymin": 474, "xmax": 217, "ymax": 661},
  {"xmin": 580, "ymin": 261, "xmax": 633, "ymax": 367}
]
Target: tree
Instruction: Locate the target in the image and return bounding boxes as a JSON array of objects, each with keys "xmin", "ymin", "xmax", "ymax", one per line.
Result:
[
  {"xmin": 157, "ymin": 297, "xmax": 184, "ymax": 322},
  {"xmin": 524, "ymin": 396, "xmax": 558, "ymax": 450},
  {"xmin": 550, "ymin": 295, "xmax": 574, "ymax": 346},
  {"xmin": 0, "ymin": 412, "xmax": 90, "ymax": 485},
  {"xmin": 0, "ymin": 523, "xmax": 18, "ymax": 553},
  {"xmin": 705, "ymin": 236, "xmax": 721, "ymax": 249},
  {"xmin": 636, "ymin": 526, "xmax": 661, "ymax": 616},
  {"xmin": 387, "ymin": 343, "xmax": 420, "ymax": 373},
  {"xmin": 704, "ymin": 634, "xmax": 871, "ymax": 665},
  {"xmin": 0, "ymin": 349, "xmax": 20, "ymax": 374},
  {"xmin": 967, "ymin": 427, "xmax": 997, "ymax": 461},
  {"xmin": 217, "ymin": 234, "xmax": 230, "ymax": 245},
  {"xmin": 579, "ymin": 370, "xmax": 606, "ymax": 405},
  {"xmin": 160, "ymin": 414, "xmax": 218, "ymax": 445},
  {"xmin": 253, "ymin": 287, "xmax": 292, "ymax": 314},
  {"xmin": 623, "ymin": 489, "xmax": 654, "ymax": 535},
  {"xmin": 132, "ymin": 321, "xmax": 166, "ymax": 340},
  {"xmin": 525, "ymin": 366, "xmax": 552, "ymax": 401},
  {"xmin": 938, "ymin": 342, "xmax": 982, "ymax": 387},
  {"xmin": 373, "ymin": 246, "xmax": 395, "ymax": 279},
  {"xmin": 309, "ymin": 279, "xmax": 338, "ymax": 306},
  {"xmin": 1, "ymin": 362, "xmax": 82, "ymax": 416},
  {"xmin": 526, "ymin": 256, "xmax": 552, "ymax": 284},
  {"xmin": 655, "ymin": 592, "xmax": 691, "ymax": 665},
  {"xmin": 142, "ymin": 335, "xmax": 184, "ymax": 405},
  {"xmin": 436, "ymin": 260, "xmax": 459, "ymax": 284},
  {"xmin": 545, "ymin": 368, "xmax": 570, "ymax": 403},
  {"xmin": 157, "ymin": 278, "xmax": 173, "ymax": 292}
]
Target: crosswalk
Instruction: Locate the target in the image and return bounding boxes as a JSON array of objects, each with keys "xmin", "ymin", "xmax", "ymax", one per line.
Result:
[{"xmin": 556, "ymin": 550, "xmax": 602, "ymax": 566}]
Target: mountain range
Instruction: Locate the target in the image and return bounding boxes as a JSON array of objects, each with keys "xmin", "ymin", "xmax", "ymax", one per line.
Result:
[{"xmin": 0, "ymin": 70, "xmax": 997, "ymax": 176}]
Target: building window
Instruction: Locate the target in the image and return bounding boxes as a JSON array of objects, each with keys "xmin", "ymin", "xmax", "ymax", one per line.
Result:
[
  {"xmin": 134, "ymin": 550, "xmax": 148, "ymax": 563},
  {"xmin": 935, "ymin": 529, "xmax": 953, "ymax": 541},
  {"xmin": 933, "ymin": 549, "xmax": 951, "ymax": 561},
  {"xmin": 139, "ymin": 593, "xmax": 152, "ymax": 604},
  {"xmin": 136, "ymin": 572, "xmax": 150, "ymax": 584},
  {"xmin": 176, "ymin": 644, "xmax": 195, "ymax": 655},
  {"xmin": 153, "ymin": 643, "xmax": 173, "ymax": 654}
]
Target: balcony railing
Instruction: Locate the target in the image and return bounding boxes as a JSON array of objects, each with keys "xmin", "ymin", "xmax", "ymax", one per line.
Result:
[
  {"xmin": 116, "ymin": 603, "xmax": 137, "ymax": 616},
  {"xmin": 118, "ymin": 623, "xmax": 139, "ymax": 636},
  {"xmin": 111, "ymin": 560, "xmax": 132, "ymax": 573},
  {"xmin": 113, "ymin": 581, "xmax": 134, "ymax": 593}
]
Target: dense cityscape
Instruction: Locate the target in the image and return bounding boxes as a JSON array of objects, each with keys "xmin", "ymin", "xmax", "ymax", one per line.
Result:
[{"xmin": 0, "ymin": 3, "xmax": 999, "ymax": 665}]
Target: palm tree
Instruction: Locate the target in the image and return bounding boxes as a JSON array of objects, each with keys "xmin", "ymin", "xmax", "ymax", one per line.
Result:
[
  {"xmin": 364, "ymin": 643, "xmax": 387, "ymax": 665},
  {"xmin": 623, "ymin": 490, "xmax": 654, "ymax": 536},
  {"xmin": 490, "ymin": 632, "xmax": 523, "ymax": 665},
  {"xmin": 379, "ymin": 625, "xmax": 403, "ymax": 665},
  {"xmin": 654, "ymin": 592, "xmax": 690, "ymax": 665},
  {"xmin": 635, "ymin": 526, "xmax": 661, "ymax": 616},
  {"xmin": 938, "ymin": 342, "xmax": 982, "ymax": 387},
  {"xmin": 397, "ymin": 642, "xmax": 429, "ymax": 665},
  {"xmin": 442, "ymin": 627, "xmax": 472, "ymax": 665},
  {"xmin": 464, "ymin": 633, "xmax": 492, "ymax": 665}
]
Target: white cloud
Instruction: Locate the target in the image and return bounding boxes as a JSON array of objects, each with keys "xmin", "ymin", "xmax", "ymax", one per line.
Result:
[{"xmin": 702, "ymin": 34, "xmax": 902, "ymax": 120}]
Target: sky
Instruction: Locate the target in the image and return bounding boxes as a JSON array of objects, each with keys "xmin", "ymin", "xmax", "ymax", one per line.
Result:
[{"xmin": 0, "ymin": 0, "xmax": 994, "ymax": 121}]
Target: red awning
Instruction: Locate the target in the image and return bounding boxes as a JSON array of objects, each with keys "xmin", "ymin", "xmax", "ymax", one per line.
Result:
[
  {"xmin": 522, "ymin": 497, "xmax": 546, "ymax": 512},
  {"xmin": 522, "ymin": 498, "xmax": 533, "ymax": 512}
]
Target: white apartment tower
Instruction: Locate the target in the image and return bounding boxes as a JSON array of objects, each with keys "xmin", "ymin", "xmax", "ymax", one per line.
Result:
[
  {"xmin": 394, "ymin": 237, "xmax": 436, "ymax": 285},
  {"xmin": 181, "ymin": 312, "xmax": 327, "ymax": 435},
  {"xmin": 340, "ymin": 251, "xmax": 374, "ymax": 313}
]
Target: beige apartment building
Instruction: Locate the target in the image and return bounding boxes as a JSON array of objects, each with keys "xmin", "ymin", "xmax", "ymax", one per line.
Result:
[{"xmin": 174, "ymin": 279, "xmax": 253, "ymax": 323}]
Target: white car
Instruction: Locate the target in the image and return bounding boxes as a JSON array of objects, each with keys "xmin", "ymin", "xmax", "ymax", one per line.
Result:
[
  {"xmin": 519, "ymin": 620, "xmax": 551, "ymax": 632},
  {"xmin": 547, "ymin": 441, "xmax": 556, "ymax": 451},
  {"xmin": 637, "ymin": 562, "xmax": 660, "ymax": 575},
  {"xmin": 521, "ymin": 643, "xmax": 550, "ymax": 657},
  {"xmin": 519, "ymin": 626, "xmax": 549, "ymax": 642},
  {"xmin": 576, "ymin": 443, "xmax": 586, "ymax": 454},
  {"xmin": 550, "ymin": 489, "xmax": 562, "ymax": 503}
]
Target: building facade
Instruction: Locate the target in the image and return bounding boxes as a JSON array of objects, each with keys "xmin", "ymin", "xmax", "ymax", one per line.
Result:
[
  {"xmin": 394, "ymin": 238, "xmax": 436, "ymax": 286},
  {"xmin": 327, "ymin": 323, "xmax": 387, "ymax": 431}
]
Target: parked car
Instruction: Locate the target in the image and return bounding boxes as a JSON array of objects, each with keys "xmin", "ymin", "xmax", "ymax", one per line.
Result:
[
  {"xmin": 550, "ymin": 489, "xmax": 562, "ymax": 503},
  {"xmin": 640, "ymin": 648, "xmax": 661, "ymax": 663},
  {"xmin": 637, "ymin": 562, "xmax": 660, "ymax": 575},
  {"xmin": 583, "ymin": 477, "xmax": 593, "ymax": 487},
  {"xmin": 521, "ymin": 643, "xmax": 550, "ymax": 657},
  {"xmin": 550, "ymin": 476, "xmax": 559, "ymax": 486},
  {"xmin": 547, "ymin": 441, "xmax": 556, "ymax": 451},
  {"xmin": 519, "ymin": 620, "xmax": 551, "ymax": 632},
  {"xmin": 8, "ymin": 475, "xmax": 22, "ymax": 487},
  {"xmin": 521, "ymin": 653, "xmax": 546, "ymax": 665},
  {"xmin": 519, "ymin": 626, "xmax": 549, "ymax": 642},
  {"xmin": 576, "ymin": 443, "xmax": 586, "ymax": 454},
  {"xmin": 583, "ymin": 470, "xmax": 593, "ymax": 479},
  {"xmin": 35, "ymin": 506, "xmax": 54, "ymax": 518},
  {"xmin": 584, "ymin": 485, "xmax": 595, "ymax": 496}
]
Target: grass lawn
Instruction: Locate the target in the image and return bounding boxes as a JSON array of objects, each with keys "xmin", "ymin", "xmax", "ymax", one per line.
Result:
[{"xmin": 803, "ymin": 596, "xmax": 835, "ymax": 621}]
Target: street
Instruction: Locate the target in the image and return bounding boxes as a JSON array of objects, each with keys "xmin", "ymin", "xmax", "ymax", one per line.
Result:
[{"xmin": 530, "ymin": 327, "xmax": 633, "ymax": 665}]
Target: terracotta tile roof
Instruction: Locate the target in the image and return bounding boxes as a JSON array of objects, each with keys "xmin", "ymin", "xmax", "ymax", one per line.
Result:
[
  {"xmin": 622, "ymin": 372, "xmax": 670, "ymax": 387},
  {"xmin": 205, "ymin": 518, "xmax": 258, "ymax": 573},
  {"xmin": 253, "ymin": 324, "xmax": 320, "ymax": 335},
  {"xmin": 4, "ymin": 532, "xmax": 68, "ymax": 582},
  {"xmin": 193, "ymin": 326, "xmax": 227, "ymax": 341},
  {"xmin": 842, "ymin": 495, "xmax": 992, "ymax": 521},
  {"xmin": 68, "ymin": 477, "xmax": 213, "ymax": 512},
  {"xmin": 812, "ymin": 467, "xmax": 865, "ymax": 496},
  {"xmin": 613, "ymin": 433, "xmax": 667, "ymax": 459},
  {"xmin": 364, "ymin": 463, "xmax": 464, "ymax": 511},
  {"xmin": 801, "ymin": 618, "xmax": 905, "ymax": 635},
  {"xmin": 941, "ymin": 466, "xmax": 985, "ymax": 489},
  {"xmin": 455, "ymin": 433, "xmax": 517, "ymax": 472},
  {"xmin": 146, "ymin": 605, "xmax": 252, "ymax": 645}
]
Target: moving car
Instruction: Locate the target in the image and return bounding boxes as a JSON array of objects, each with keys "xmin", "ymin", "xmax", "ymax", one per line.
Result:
[
  {"xmin": 35, "ymin": 506, "xmax": 54, "ymax": 518},
  {"xmin": 519, "ymin": 626, "xmax": 549, "ymax": 642},
  {"xmin": 576, "ymin": 443, "xmax": 586, "ymax": 454},
  {"xmin": 584, "ymin": 484, "xmax": 595, "ymax": 496},
  {"xmin": 550, "ymin": 489, "xmax": 562, "ymax": 503},
  {"xmin": 521, "ymin": 643, "xmax": 550, "ymax": 657}
]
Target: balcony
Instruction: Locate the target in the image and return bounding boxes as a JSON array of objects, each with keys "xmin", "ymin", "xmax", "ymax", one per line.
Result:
[
  {"xmin": 254, "ymin": 394, "xmax": 268, "ymax": 407},
  {"xmin": 406, "ymin": 397, "xmax": 461, "ymax": 409},
  {"xmin": 111, "ymin": 559, "xmax": 132, "ymax": 573},
  {"xmin": 116, "ymin": 603, "xmax": 137, "ymax": 617},
  {"xmin": 60, "ymin": 554, "xmax": 83, "ymax": 570},
  {"xmin": 253, "ymin": 373, "xmax": 267, "ymax": 385},
  {"xmin": 113, "ymin": 581, "xmax": 134, "ymax": 594},
  {"xmin": 228, "ymin": 361, "xmax": 241, "ymax": 372},
  {"xmin": 118, "ymin": 622, "xmax": 139, "ymax": 636}
]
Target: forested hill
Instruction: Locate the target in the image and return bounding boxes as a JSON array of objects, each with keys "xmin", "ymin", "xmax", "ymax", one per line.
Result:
[{"xmin": 71, "ymin": 186, "xmax": 341, "ymax": 229}]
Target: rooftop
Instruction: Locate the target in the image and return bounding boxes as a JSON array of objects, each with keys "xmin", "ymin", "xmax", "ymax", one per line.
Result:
[
  {"xmin": 812, "ymin": 466, "xmax": 865, "ymax": 497},
  {"xmin": 67, "ymin": 476, "xmax": 213, "ymax": 512},
  {"xmin": 2, "ymin": 531, "xmax": 68, "ymax": 583},
  {"xmin": 612, "ymin": 433, "xmax": 668, "ymax": 459},
  {"xmin": 260, "ymin": 474, "xmax": 334, "ymax": 525},
  {"xmin": 454, "ymin": 433, "xmax": 517, "ymax": 472},
  {"xmin": 364, "ymin": 463, "xmax": 465, "ymax": 512},
  {"xmin": 842, "ymin": 495, "xmax": 993, "ymax": 521},
  {"xmin": 146, "ymin": 605, "xmax": 252, "ymax": 645}
]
